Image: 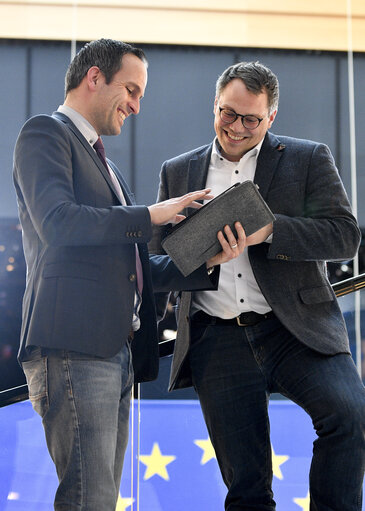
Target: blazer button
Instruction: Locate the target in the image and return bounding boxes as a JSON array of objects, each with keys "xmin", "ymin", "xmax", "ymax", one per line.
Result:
[
  {"xmin": 137, "ymin": 231, "xmax": 142, "ymax": 237},
  {"xmin": 129, "ymin": 273, "xmax": 137, "ymax": 282}
]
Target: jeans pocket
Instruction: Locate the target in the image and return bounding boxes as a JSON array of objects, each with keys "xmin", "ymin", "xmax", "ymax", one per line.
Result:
[{"xmin": 22, "ymin": 357, "xmax": 49, "ymax": 418}]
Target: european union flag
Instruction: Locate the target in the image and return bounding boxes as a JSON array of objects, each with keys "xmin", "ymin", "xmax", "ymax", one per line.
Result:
[{"xmin": 0, "ymin": 399, "xmax": 364, "ymax": 510}]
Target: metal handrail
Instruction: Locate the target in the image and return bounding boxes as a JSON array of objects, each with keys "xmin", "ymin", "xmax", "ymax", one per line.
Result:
[
  {"xmin": 1, "ymin": 272, "xmax": 365, "ymax": 408},
  {"xmin": 332, "ymin": 272, "xmax": 365, "ymax": 297},
  {"xmin": 0, "ymin": 384, "xmax": 29, "ymax": 408}
]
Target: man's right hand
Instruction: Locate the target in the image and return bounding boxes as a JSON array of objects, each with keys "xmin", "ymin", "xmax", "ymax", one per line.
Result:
[{"xmin": 148, "ymin": 189, "xmax": 213, "ymax": 225}]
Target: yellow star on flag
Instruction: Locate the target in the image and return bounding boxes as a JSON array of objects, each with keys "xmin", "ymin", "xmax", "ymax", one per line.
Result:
[
  {"xmin": 115, "ymin": 493, "xmax": 134, "ymax": 511},
  {"xmin": 139, "ymin": 442, "xmax": 176, "ymax": 481},
  {"xmin": 293, "ymin": 491, "xmax": 310, "ymax": 511},
  {"xmin": 271, "ymin": 445, "xmax": 289, "ymax": 480},
  {"xmin": 194, "ymin": 437, "xmax": 216, "ymax": 464}
]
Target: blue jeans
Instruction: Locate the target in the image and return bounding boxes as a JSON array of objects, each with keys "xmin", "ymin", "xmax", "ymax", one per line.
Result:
[
  {"xmin": 189, "ymin": 313, "xmax": 365, "ymax": 511},
  {"xmin": 22, "ymin": 342, "xmax": 134, "ymax": 511}
]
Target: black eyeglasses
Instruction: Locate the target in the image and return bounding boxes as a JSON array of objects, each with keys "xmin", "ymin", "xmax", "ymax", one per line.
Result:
[{"xmin": 218, "ymin": 107, "xmax": 264, "ymax": 130}]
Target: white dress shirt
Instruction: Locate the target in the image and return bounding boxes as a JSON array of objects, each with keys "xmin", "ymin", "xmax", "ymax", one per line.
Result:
[{"xmin": 192, "ymin": 138, "xmax": 272, "ymax": 318}]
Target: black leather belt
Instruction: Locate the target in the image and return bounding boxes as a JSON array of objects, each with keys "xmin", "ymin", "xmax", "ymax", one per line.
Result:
[{"xmin": 192, "ymin": 310, "xmax": 274, "ymax": 327}]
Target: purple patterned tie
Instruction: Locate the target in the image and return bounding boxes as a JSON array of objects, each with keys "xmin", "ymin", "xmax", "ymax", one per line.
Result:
[
  {"xmin": 93, "ymin": 137, "xmax": 109, "ymax": 170},
  {"xmin": 93, "ymin": 136, "xmax": 143, "ymax": 294}
]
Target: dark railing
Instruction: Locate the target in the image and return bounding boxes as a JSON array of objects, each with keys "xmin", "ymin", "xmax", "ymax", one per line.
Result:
[
  {"xmin": 331, "ymin": 273, "xmax": 365, "ymax": 297},
  {"xmin": 0, "ymin": 383, "xmax": 29, "ymax": 407},
  {"xmin": 1, "ymin": 272, "xmax": 365, "ymax": 408}
]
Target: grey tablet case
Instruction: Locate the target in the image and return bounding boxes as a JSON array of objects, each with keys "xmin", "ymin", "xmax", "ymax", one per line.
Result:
[{"xmin": 161, "ymin": 180, "xmax": 275, "ymax": 276}]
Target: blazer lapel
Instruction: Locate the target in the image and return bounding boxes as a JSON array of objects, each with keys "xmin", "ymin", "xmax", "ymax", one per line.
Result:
[
  {"xmin": 181, "ymin": 144, "xmax": 213, "ymax": 217},
  {"xmin": 187, "ymin": 144, "xmax": 213, "ymax": 193},
  {"xmin": 254, "ymin": 132, "xmax": 285, "ymax": 200},
  {"xmin": 108, "ymin": 161, "xmax": 135, "ymax": 205}
]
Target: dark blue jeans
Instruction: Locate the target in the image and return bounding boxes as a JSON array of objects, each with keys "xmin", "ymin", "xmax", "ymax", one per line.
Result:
[{"xmin": 189, "ymin": 313, "xmax": 365, "ymax": 511}]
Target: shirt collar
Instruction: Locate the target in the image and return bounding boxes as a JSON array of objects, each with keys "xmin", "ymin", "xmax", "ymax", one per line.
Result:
[
  {"xmin": 57, "ymin": 105, "xmax": 98, "ymax": 147},
  {"xmin": 212, "ymin": 136, "xmax": 264, "ymax": 166}
]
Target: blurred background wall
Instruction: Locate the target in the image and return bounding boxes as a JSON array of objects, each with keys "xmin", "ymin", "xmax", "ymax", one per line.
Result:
[{"xmin": 0, "ymin": 0, "xmax": 364, "ymax": 223}]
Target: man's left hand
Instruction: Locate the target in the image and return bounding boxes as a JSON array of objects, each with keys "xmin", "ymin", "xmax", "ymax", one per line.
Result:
[{"xmin": 206, "ymin": 222, "xmax": 246, "ymax": 268}]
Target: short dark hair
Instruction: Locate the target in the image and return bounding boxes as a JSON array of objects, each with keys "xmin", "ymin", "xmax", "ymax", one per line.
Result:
[
  {"xmin": 65, "ymin": 38, "xmax": 148, "ymax": 96},
  {"xmin": 216, "ymin": 61, "xmax": 279, "ymax": 114}
]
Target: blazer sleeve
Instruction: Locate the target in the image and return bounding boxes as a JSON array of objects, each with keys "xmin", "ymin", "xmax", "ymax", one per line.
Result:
[
  {"xmin": 13, "ymin": 114, "xmax": 152, "ymax": 247},
  {"xmin": 268, "ymin": 142, "xmax": 360, "ymax": 262},
  {"xmin": 149, "ymin": 254, "xmax": 220, "ymax": 293}
]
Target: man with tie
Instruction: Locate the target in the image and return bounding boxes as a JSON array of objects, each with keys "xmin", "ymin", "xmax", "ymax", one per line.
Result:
[
  {"xmin": 12, "ymin": 39, "xmax": 245, "ymax": 511},
  {"xmin": 150, "ymin": 61, "xmax": 365, "ymax": 510}
]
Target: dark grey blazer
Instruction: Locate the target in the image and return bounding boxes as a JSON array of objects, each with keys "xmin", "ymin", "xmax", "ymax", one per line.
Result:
[
  {"xmin": 150, "ymin": 131, "xmax": 361, "ymax": 390},
  {"xmin": 13, "ymin": 112, "xmax": 218, "ymax": 383}
]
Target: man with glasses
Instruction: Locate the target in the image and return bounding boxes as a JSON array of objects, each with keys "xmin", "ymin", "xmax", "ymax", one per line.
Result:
[{"xmin": 150, "ymin": 61, "xmax": 365, "ymax": 510}]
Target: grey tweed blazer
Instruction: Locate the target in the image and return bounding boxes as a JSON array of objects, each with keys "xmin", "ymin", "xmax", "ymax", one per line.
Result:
[{"xmin": 150, "ymin": 131, "xmax": 361, "ymax": 390}]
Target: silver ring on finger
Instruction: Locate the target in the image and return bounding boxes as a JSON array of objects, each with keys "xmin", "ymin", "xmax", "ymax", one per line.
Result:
[{"xmin": 230, "ymin": 243, "xmax": 238, "ymax": 249}]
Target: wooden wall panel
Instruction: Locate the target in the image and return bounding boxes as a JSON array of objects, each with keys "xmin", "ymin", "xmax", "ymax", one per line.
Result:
[{"xmin": 0, "ymin": 0, "xmax": 364, "ymax": 52}]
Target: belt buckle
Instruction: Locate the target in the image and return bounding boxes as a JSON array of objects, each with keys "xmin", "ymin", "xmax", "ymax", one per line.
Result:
[{"xmin": 236, "ymin": 315, "xmax": 249, "ymax": 327}]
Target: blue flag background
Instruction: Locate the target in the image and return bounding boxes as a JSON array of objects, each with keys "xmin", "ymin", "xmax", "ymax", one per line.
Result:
[{"xmin": 0, "ymin": 399, "xmax": 363, "ymax": 510}]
